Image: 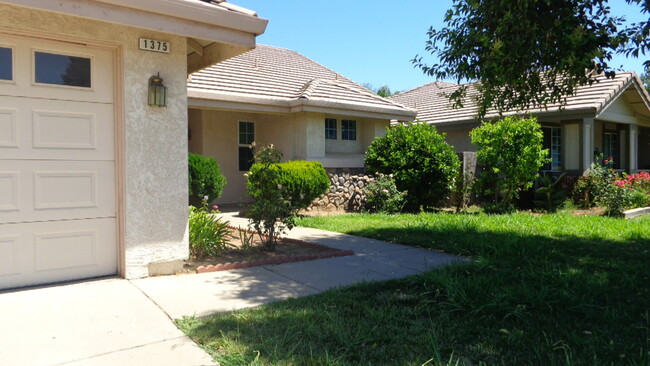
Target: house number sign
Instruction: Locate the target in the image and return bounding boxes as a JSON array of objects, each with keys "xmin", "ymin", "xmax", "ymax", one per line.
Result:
[{"xmin": 139, "ymin": 38, "xmax": 170, "ymax": 54}]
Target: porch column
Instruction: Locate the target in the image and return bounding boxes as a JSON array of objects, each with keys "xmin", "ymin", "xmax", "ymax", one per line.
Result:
[
  {"xmin": 582, "ymin": 118, "xmax": 595, "ymax": 173},
  {"xmin": 629, "ymin": 124, "xmax": 639, "ymax": 172}
]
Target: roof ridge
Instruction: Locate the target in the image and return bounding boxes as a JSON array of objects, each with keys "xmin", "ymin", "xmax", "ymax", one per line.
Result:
[{"xmin": 297, "ymin": 78, "xmax": 324, "ymax": 99}]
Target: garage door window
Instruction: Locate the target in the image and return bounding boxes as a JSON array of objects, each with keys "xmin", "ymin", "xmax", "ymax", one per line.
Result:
[
  {"xmin": 0, "ymin": 47, "xmax": 12, "ymax": 81},
  {"xmin": 34, "ymin": 51, "xmax": 91, "ymax": 88}
]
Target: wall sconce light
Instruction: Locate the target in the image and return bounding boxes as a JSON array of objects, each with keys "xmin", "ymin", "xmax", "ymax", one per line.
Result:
[{"xmin": 148, "ymin": 73, "xmax": 167, "ymax": 107}]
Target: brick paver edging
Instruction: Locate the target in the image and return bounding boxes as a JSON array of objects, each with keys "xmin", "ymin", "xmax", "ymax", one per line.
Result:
[{"xmin": 196, "ymin": 228, "xmax": 354, "ymax": 273}]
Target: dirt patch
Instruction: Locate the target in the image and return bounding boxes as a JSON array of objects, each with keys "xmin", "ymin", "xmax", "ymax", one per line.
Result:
[{"xmin": 182, "ymin": 226, "xmax": 352, "ymax": 274}]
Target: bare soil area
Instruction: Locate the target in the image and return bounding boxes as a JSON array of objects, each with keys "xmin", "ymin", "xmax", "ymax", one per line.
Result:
[{"xmin": 182, "ymin": 226, "xmax": 348, "ymax": 273}]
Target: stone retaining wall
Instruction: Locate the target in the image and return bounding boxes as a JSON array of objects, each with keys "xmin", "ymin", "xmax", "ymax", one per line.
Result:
[{"xmin": 306, "ymin": 169, "xmax": 375, "ymax": 212}]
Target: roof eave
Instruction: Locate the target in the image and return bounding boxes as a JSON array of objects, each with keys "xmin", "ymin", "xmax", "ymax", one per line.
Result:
[
  {"xmin": 188, "ymin": 89, "xmax": 418, "ymax": 120},
  {"xmin": 291, "ymin": 99, "xmax": 418, "ymax": 120},
  {"xmin": 3, "ymin": 0, "xmax": 268, "ymax": 47}
]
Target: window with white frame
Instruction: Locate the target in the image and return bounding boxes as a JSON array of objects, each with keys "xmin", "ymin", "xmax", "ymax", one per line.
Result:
[
  {"xmin": 0, "ymin": 46, "xmax": 12, "ymax": 81},
  {"xmin": 542, "ymin": 126, "xmax": 562, "ymax": 171},
  {"xmin": 325, "ymin": 118, "xmax": 337, "ymax": 140},
  {"xmin": 341, "ymin": 119, "xmax": 356, "ymax": 141},
  {"xmin": 603, "ymin": 131, "xmax": 618, "ymax": 168},
  {"xmin": 238, "ymin": 121, "xmax": 254, "ymax": 171}
]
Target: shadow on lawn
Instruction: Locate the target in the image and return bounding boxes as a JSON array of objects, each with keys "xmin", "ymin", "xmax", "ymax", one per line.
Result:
[{"xmin": 184, "ymin": 222, "xmax": 650, "ymax": 366}]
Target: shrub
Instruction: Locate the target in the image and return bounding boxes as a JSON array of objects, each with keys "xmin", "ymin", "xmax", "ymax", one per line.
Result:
[
  {"xmin": 365, "ymin": 122, "xmax": 460, "ymax": 210},
  {"xmin": 602, "ymin": 171, "xmax": 650, "ymax": 215},
  {"xmin": 363, "ymin": 174, "xmax": 406, "ymax": 213},
  {"xmin": 571, "ymin": 154, "xmax": 618, "ymax": 208},
  {"xmin": 246, "ymin": 144, "xmax": 329, "ymax": 250},
  {"xmin": 534, "ymin": 172, "xmax": 567, "ymax": 212},
  {"xmin": 188, "ymin": 204, "xmax": 232, "ymax": 258},
  {"xmin": 188, "ymin": 152, "xmax": 227, "ymax": 207},
  {"xmin": 470, "ymin": 115, "xmax": 549, "ymax": 213}
]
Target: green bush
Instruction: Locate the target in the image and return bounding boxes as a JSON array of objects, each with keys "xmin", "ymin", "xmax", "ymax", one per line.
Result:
[
  {"xmin": 246, "ymin": 145, "xmax": 329, "ymax": 250},
  {"xmin": 269, "ymin": 160, "xmax": 331, "ymax": 209},
  {"xmin": 470, "ymin": 115, "xmax": 549, "ymax": 213},
  {"xmin": 365, "ymin": 122, "xmax": 460, "ymax": 210},
  {"xmin": 188, "ymin": 205, "xmax": 232, "ymax": 258},
  {"xmin": 534, "ymin": 172, "xmax": 567, "ymax": 212},
  {"xmin": 363, "ymin": 174, "xmax": 406, "ymax": 213},
  {"xmin": 188, "ymin": 152, "xmax": 227, "ymax": 207},
  {"xmin": 571, "ymin": 154, "xmax": 617, "ymax": 208}
]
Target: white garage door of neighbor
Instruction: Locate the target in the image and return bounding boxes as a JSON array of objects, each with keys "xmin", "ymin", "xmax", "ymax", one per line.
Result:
[{"xmin": 0, "ymin": 34, "xmax": 118, "ymax": 290}]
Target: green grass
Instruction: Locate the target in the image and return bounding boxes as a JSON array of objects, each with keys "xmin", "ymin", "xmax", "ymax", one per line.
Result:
[{"xmin": 178, "ymin": 212, "xmax": 650, "ymax": 365}]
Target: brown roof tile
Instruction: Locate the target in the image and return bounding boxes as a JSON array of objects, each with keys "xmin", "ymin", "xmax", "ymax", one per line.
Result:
[
  {"xmin": 390, "ymin": 73, "xmax": 650, "ymax": 124},
  {"xmin": 188, "ymin": 45, "xmax": 416, "ymax": 119}
]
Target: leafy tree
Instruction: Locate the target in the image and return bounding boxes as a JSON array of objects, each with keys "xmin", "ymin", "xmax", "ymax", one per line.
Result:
[
  {"xmin": 376, "ymin": 85, "xmax": 392, "ymax": 97},
  {"xmin": 470, "ymin": 116, "xmax": 549, "ymax": 213},
  {"xmin": 413, "ymin": 0, "xmax": 650, "ymax": 118},
  {"xmin": 365, "ymin": 122, "xmax": 460, "ymax": 210},
  {"xmin": 362, "ymin": 82, "xmax": 397, "ymax": 97},
  {"xmin": 642, "ymin": 67, "xmax": 650, "ymax": 94}
]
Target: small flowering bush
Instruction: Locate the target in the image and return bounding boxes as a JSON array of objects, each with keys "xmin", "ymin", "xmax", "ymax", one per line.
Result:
[
  {"xmin": 603, "ymin": 171, "xmax": 650, "ymax": 215},
  {"xmin": 246, "ymin": 144, "xmax": 328, "ymax": 250},
  {"xmin": 572, "ymin": 154, "xmax": 617, "ymax": 208},
  {"xmin": 364, "ymin": 174, "xmax": 406, "ymax": 213},
  {"xmin": 614, "ymin": 171, "xmax": 650, "ymax": 193},
  {"xmin": 576, "ymin": 155, "xmax": 650, "ymax": 216}
]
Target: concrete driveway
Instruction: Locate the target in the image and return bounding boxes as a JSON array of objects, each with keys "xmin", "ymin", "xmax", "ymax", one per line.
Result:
[
  {"xmin": 0, "ymin": 278, "xmax": 215, "ymax": 366},
  {"xmin": 0, "ymin": 218, "xmax": 463, "ymax": 365}
]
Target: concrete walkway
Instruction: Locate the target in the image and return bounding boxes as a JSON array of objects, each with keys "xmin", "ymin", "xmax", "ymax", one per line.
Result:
[{"xmin": 1, "ymin": 215, "xmax": 463, "ymax": 365}]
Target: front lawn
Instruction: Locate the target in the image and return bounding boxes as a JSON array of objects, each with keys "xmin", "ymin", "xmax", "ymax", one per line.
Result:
[{"xmin": 178, "ymin": 212, "xmax": 650, "ymax": 365}]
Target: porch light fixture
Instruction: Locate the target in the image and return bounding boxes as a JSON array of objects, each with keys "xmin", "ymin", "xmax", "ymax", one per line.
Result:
[{"xmin": 148, "ymin": 73, "xmax": 167, "ymax": 107}]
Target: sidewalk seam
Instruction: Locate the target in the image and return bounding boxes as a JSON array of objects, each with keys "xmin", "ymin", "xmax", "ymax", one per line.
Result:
[{"xmin": 52, "ymin": 335, "xmax": 203, "ymax": 366}]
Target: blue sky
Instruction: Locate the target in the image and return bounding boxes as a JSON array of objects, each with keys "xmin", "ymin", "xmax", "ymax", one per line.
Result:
[{"xmin": 236, "ymin": 0, "xmax": 649, "ymax": 93}]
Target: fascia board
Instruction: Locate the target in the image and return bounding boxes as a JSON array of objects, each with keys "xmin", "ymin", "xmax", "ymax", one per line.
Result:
[
  {"xmin": 2, "ymin": 0, "xmax": 266, "ymax": 46},
  {"xmin": 188, "ymin": 97, "xmax": 292, "ymax": 114},
  {"xmin": 291, "ymin": 99, "xmax": 418, "ymax": 120},
  {"xmin": 94, "ymin": 0, "xmax": 268, "ymax": 35}
]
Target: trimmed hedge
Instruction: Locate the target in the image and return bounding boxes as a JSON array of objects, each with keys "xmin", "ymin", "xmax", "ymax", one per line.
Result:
[
  {"xmin": 188, "ymin": 152, "xmax": 227, "ymax": 207},
  {"xmin": 248, "ymin": 160, "xmax": 329, "ymax": 209}
]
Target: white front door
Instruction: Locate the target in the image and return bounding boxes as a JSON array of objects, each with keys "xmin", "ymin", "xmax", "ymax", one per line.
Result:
[{"xmin": 0, "ymin": 33, "xmax": 117, "ymax": 290}]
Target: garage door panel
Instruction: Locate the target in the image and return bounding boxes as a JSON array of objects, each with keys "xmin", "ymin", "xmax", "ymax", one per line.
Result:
[
  {"xmin": 0, "ymin": 97, "xmax": 114, "ymax": 161},
  {"xmin": 0, "ymin": 218, "xmax": 117, "ymax": 290},
  {"xmin": 0, "ymin": 235, "xmax": 20, "ymax": 276},
  {"xmin": 0, "ymin": 108, "xmax": 18, "ymax": 147},
  {"xmin": 0, "ymin": 172, "xmax": 19, "ymax": 212},
  {"xmin": 0, "ymin": 34, "xmax": 114, "ymax": 104},
  {"xmin": 1, "ymin": 33, "xmax": 117, "ymax": 289},
  {"xmin": 0, "ymin": 161, "xmax": 115, "ymax": 224}
]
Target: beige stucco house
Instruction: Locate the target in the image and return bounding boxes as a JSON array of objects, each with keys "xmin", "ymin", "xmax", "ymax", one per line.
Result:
[
  {"xmin": 390, "ymin": 73, "xmax": 650, "ymax": 174},
  {"xmin": 0, "ymin": 0, "xmax": 267, "ymax": 290},
  {"xmin": 187, "ymin": 44, "xmax": 416, "ymax": 204}
]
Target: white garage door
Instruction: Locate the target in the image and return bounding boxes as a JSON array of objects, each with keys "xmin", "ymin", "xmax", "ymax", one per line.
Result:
[{"xmin": 0, "ymin": 34, "xmax": 117, "ymax": 290}]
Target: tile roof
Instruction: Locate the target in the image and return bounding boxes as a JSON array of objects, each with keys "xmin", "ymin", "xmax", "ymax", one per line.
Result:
[
  {"xmin": 390, "ymin": 73, "xmax": 650, "ymax": 124},
  {"xmin": 195, "ymin": 0, "xmax": 259, "ymax": 16},
  {"xmin": 188, "ymin": 44, "xmax": 416, "ymax": 119}
]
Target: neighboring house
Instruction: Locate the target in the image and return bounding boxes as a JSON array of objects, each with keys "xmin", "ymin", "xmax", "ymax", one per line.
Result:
[
  {"xmin": 0, "ymin": 0, "xmax": 267, "ymax": 290},
  {"xmin": 390, "ymin": 73, "xmax": 650, "ymax": 174},
  {"xmin": 187, "ymin": 45, "xmax": 416, "ymax": 204}
]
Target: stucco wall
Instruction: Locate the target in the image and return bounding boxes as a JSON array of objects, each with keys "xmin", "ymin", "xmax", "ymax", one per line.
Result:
[
  {"xmin": 193, "ymin": 110, "xmax": 297, "ymax": 204},
  {"xmin": 0, "ymin": 5, "xmax": 190, "ymax": 278},
  {"xmin": 442, "ymin": 128, "xmax": 476, "ymax": 151},
  {"xmin": 194, "ymin": 109, "xmax": 391, "ymax": 204}
]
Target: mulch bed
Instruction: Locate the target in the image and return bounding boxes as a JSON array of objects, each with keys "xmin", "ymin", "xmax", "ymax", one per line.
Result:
[{"xmin": 184, "ymin": 226, "xmax": 353, "ymax": 274}]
